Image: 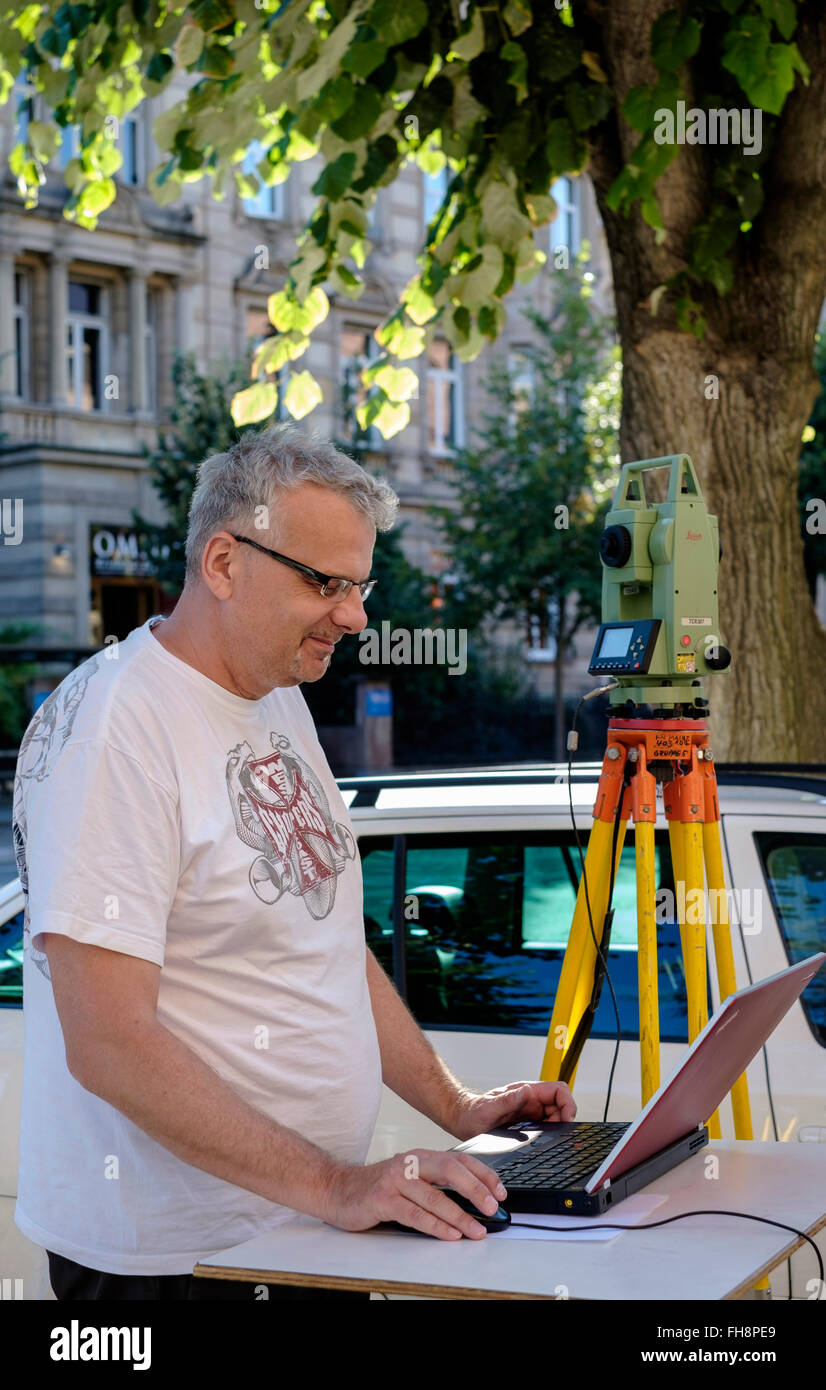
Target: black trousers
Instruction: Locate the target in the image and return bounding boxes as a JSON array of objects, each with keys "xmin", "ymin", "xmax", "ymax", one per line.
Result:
[{"xmin": 47, "ymin": 1250, "xmax": 370, "ymax": 1302}]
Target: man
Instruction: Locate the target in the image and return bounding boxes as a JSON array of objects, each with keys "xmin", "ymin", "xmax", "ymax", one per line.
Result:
[{"xmin": 13, "ymin": 424, "xmax": 575, "ymax": 1301}]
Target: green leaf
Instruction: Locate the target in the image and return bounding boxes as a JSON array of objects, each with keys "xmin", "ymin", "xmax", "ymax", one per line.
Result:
[
  {"xmin": 501, "ymin": 41, "xmax": 528, "ymax": 105},
  {"xmin": 197, "ymin": 43, "xmax": 234, "ymax": 78},
  {"xmin": 503, "ymin": 0, "xmax": 532, "ymax": 38},
  {"xmin": 623, "ymin": 74, "xmax": 679, "ymax": 134},
  {"xmin": 296, "ymin": 7, "xmax": 362, "ymax": 102},
  {"xmin": 390, "ymin": 323, "xmax": 426, "ymax": 359},
  {"xmin": 721, "ymin": 15, "xmax": 809, "ymax": 114},
  {"xmin": 76, "ymin": 177, "xmax": 116, "ymax": 218},
  {"xmin": 449, "ymin": 7, "xmax": 486, "ymax": 61},
  {"xmin": 27, "ymin": 120, "xmax": 61, "ymax": 162},
  {"xmin": 371, "ymin": 363, "xmax": 419, "ymax": 401},
  {"xmin": 564, "ymin": 79, "xmax": 613, "ymax": 131},
  {"xmin": 524, "ymin": 192, "xmax": 556, "ymax": 226},
  {"xmin": 314, "ymin": 74, "xmax": 356, "ymax": 124},
  {"xmin": 403, "ymin": 276, "xmax": 438, "ymax": 325},
  {"xmin": 330, "ymin": 264, "xmax": 364, "ymax": 298},
  {"xmin": 231, "ymin": 382, "xmax": 278, "ymax": 427},
  {"xmin": 268, "ymin": 286, "xmax": 329, "ymax": 334},
  {"xmin": 372, "ymin": 398, "xmax": 409, "ymax": 439},
  {"xmin": 145, "ymin": 52, "xmax": 174, "ymax": 87},
  {"xmin": 190, "ymin": 0, "xmax": 235, "ymax": 32},
  {"xmin": 252, "ymin": 333, "xmax": 309, "ymax": 376},
  {"xmin": 311, "ymin": 150, "xmax": 357, "ymax": 200},
  {"xmin": 757, "ymin": 0, "xmax": 797, "ymax": 41},
  {"xmin": 175, "ymin": 24, "xmax": 206, "ymax": 68},
  {"xmin": 330, "ymin": 82, "xmax": 383, "ymax": 141},
  {"xmin": 341, "ymin": 37, "xmax": 387, "ymax": 78},
  {"xmin": 480, "ymin": 178, "xmax": 532, "ymax": 252},
  {"xmin": 546, "ymin": 118, "xmax": 580, "ymax": 173},
  {"xmin": 366, "ymin": 0, "xmax": 428, "ymax": 47},
  {"xmin": 284, "ymin": 370, "xmax": 323, "ymax": 420},
  {"xmin": 650, "ymin": 10, "xmax": 702, "ymax": 73},
  {"xmin": 449, "ymin": 244, "xmax": 504, "ymax": 310}
]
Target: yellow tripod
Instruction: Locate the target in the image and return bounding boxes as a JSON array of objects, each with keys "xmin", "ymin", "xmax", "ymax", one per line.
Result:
[{"xmin": 540, "ymin": 716, "xmax": 767, "ymax": 1289}]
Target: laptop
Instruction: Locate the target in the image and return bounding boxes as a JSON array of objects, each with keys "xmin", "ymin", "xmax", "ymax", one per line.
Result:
[{"xmin": 449, "ymin": 952, "xmax": 826, "ymax": 1216}]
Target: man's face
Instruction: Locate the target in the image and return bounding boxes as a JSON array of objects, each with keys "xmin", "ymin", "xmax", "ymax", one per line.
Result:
[{"xmin": 219, "ymin": 481, "xmax": 375, "ymax": 694}]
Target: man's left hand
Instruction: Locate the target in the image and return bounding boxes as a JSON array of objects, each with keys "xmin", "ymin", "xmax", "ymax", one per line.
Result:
[{"xmin": 449, "ymin": 1080, "xmax": 577, "ymax": 1142}]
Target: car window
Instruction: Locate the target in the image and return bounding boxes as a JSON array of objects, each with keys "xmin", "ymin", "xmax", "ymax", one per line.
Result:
[
  {"xmin": 360, "ymin": 831, "xmax": 700, "ymax": 1041},
  {"xmin": 0, "ymin": 908, "xmax": 24, "ymax": 1007},
  {"xmin": 754, "ymin": 832, "xmax": 826, "ymax": 1047}
]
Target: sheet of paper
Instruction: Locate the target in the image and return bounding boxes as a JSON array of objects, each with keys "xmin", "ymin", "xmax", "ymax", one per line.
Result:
[{"xmin": 492, "ymin": 1192, "xmax": 669, "ymax": 1241}]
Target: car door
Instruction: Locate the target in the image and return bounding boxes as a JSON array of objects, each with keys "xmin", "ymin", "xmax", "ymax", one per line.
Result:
[{"xmin": 721, "ymin": 813, "xmax": 826, "ymax": 1298}]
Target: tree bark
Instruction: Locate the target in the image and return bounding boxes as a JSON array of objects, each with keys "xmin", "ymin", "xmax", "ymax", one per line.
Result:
[{"xmin": 580, "ymin": 0, "xmax": 826, "ymax": 759}]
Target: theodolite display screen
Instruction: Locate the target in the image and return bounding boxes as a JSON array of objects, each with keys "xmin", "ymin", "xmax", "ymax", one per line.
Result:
[
  {"xmin": 588, "ymin": 618, "xmax": 662, "ymax": 675},
  {"xmin": 597, "ymin": 626, "xmax": 633, "ymax": 658}
]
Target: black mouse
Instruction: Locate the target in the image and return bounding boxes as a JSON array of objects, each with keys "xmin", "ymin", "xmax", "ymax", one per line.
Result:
[
  {"xmin": 386, "ymin": 1191, "xmax": 511, "ymax": 1236},
  {"xmin": 442, "ymin": 1189, "xmax": 511, "ymax": 1232}
]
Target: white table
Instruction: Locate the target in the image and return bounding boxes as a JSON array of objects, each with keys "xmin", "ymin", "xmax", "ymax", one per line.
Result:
[{"xmin": 192, "ymin": 1141, "xmax": 826, "ymax": 1300}]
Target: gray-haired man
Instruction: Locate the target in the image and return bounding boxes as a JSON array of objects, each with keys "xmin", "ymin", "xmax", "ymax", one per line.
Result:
[{"xmin": 13, "ymin": 425, "xmax": 575, "ymax": 1300}]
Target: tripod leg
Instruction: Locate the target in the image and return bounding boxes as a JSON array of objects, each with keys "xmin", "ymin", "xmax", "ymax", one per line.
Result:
[
  {"xmin": 540, "ymin": 817, "xmax": 627, "ymax": 1083},
  {"xmin": 667, "ymin": 820, "xmax": 688, "ymax": 989},
  {"xmin": 704, "ymin": 820, "xmax": 754, "ymax": 1140},
  {"xmin": 636, "ymin": 818, "xmax": 659, "ymax": 1106}
]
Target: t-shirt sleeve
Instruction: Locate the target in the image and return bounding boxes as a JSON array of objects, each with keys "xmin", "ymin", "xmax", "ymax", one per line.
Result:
[{"xmin": 23, "ymin": 737, "xmax": 179, "ymax": 967}]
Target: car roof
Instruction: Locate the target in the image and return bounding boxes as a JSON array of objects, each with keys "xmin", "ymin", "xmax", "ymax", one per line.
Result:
[{"xmin": 338, "ymin": 762, "xmax": 826, "ymax": 818}]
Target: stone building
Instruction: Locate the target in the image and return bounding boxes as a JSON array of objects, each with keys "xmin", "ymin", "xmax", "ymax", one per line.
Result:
[{"xmin": 0, "ymin": 81, "xmax": 615, "ymax": 714}]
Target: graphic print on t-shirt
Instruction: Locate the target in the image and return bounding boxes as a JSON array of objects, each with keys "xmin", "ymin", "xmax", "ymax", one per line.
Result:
[
  {"xmin": 226, "ymin": 733, "xmax": 356, "ymax": 920},
  {"xmin": 13, "ymin": 654, "xmax": 103, "ymax": 982}
]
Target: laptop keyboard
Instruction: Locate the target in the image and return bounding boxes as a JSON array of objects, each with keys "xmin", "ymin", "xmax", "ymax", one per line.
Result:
[{"xmin": 495, "ymin": 1122, "xmax": 631, "ymax": 1189}]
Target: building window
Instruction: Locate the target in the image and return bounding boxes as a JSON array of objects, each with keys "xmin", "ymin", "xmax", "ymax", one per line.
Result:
[
  {"xmin": 340, "ymin": 324, "xmax": 381, "ymax": 449},
  {"xmin": 507, "ymin": 345, "xmax": 535, "ymax": 426},
  {"xmin": 117, "ymin": 116, "xmax": 144, "ymax": 186},
  {"xmin": 245, "ymin": 305, "xmax": 289, "ymax": 418},
  {"xmin": 67, "ymin": 280, "xmax": 107, "ymax": 411},
  {"xmin": 240, "ymin": 141, "xmax": 286, "ymax": 219},
  {"xmin": 423, "ymin": 166, "xmax": 449, "ymax": 230},
  {"xmin": 426, "ymin": 338, "xmax": 464, "ymax": 455},
  {"xmin": 549, "ymin": 177, "xmax": 580, "ymax": 259},
  {"xmin": 59, "ymin": 124, "xmax": 81, "ymax": 169},
  {"xmin": 13, "ymin": 270, "xmax": 30, "ymax": 400}
]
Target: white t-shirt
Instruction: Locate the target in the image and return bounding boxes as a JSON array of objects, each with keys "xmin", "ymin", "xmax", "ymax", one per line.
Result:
[{"xmin": 13, "ymin": 615, "xmax": 383, "ymax": 1275}]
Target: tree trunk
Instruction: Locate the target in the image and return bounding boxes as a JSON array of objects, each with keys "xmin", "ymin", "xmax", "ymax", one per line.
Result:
[{"xmin": 582, "ymin": 0, "xmax": 826, "ymax": 760}]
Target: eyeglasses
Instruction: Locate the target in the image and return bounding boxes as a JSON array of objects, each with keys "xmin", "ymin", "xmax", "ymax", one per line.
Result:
[{"xmin": 231, "ymin": 534, "xmax": 376, "ymax": 602}]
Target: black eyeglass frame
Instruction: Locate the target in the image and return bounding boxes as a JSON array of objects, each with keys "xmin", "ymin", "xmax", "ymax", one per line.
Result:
[{"xmin": 230, "ymin": 533, "xmax": 376, "ymax": 601}]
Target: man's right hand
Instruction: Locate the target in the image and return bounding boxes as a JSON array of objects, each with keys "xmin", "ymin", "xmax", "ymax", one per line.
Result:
[{"xmin": 321, "ymin": 1149, "xmax": 507, "ymax": 1239}]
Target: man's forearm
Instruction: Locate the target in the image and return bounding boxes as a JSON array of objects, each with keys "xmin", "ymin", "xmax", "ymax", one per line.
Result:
[
  {"xmin": 73, "ymin": 1021, "xmax": 341, "ymax": 1218},
  {"xmin": 365, "ymin": 946, "xmax": 468, "ymax": 1136}
]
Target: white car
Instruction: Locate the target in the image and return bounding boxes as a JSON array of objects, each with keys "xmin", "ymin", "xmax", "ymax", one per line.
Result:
[{"xmin": 2, "ymin": 762, "xmax": 825, "ymax": 1299}]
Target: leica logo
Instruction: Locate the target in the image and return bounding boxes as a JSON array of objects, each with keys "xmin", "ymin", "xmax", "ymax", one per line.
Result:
[{"xmin": 686, "ymin": 530, "xmax": 702, "ymax": 541}]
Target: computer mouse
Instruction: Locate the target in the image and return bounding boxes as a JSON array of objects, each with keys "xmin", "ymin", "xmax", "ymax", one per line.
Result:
[{"xmin": 440, "ymin": 1189, "xmax": 511, "ymax": 1231}]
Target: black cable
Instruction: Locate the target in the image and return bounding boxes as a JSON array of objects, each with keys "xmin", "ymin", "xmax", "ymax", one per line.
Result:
[
  {"xmin": 566, "ymin": 689, "xmax": 623, "ymax": 1122},
  {"xmin": 509, "ymin": 1207, "xmax": 823, "ymax": 1293}
]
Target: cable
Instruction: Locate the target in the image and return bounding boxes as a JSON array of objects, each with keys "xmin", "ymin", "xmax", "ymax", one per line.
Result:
[
  {"xmin": 509, "ymin": 1207, "xmax": 823, "ymax": 1294},
  {"xmin": 567, "ymin": 678, "xmax": 617, "ymax": 1123}
]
